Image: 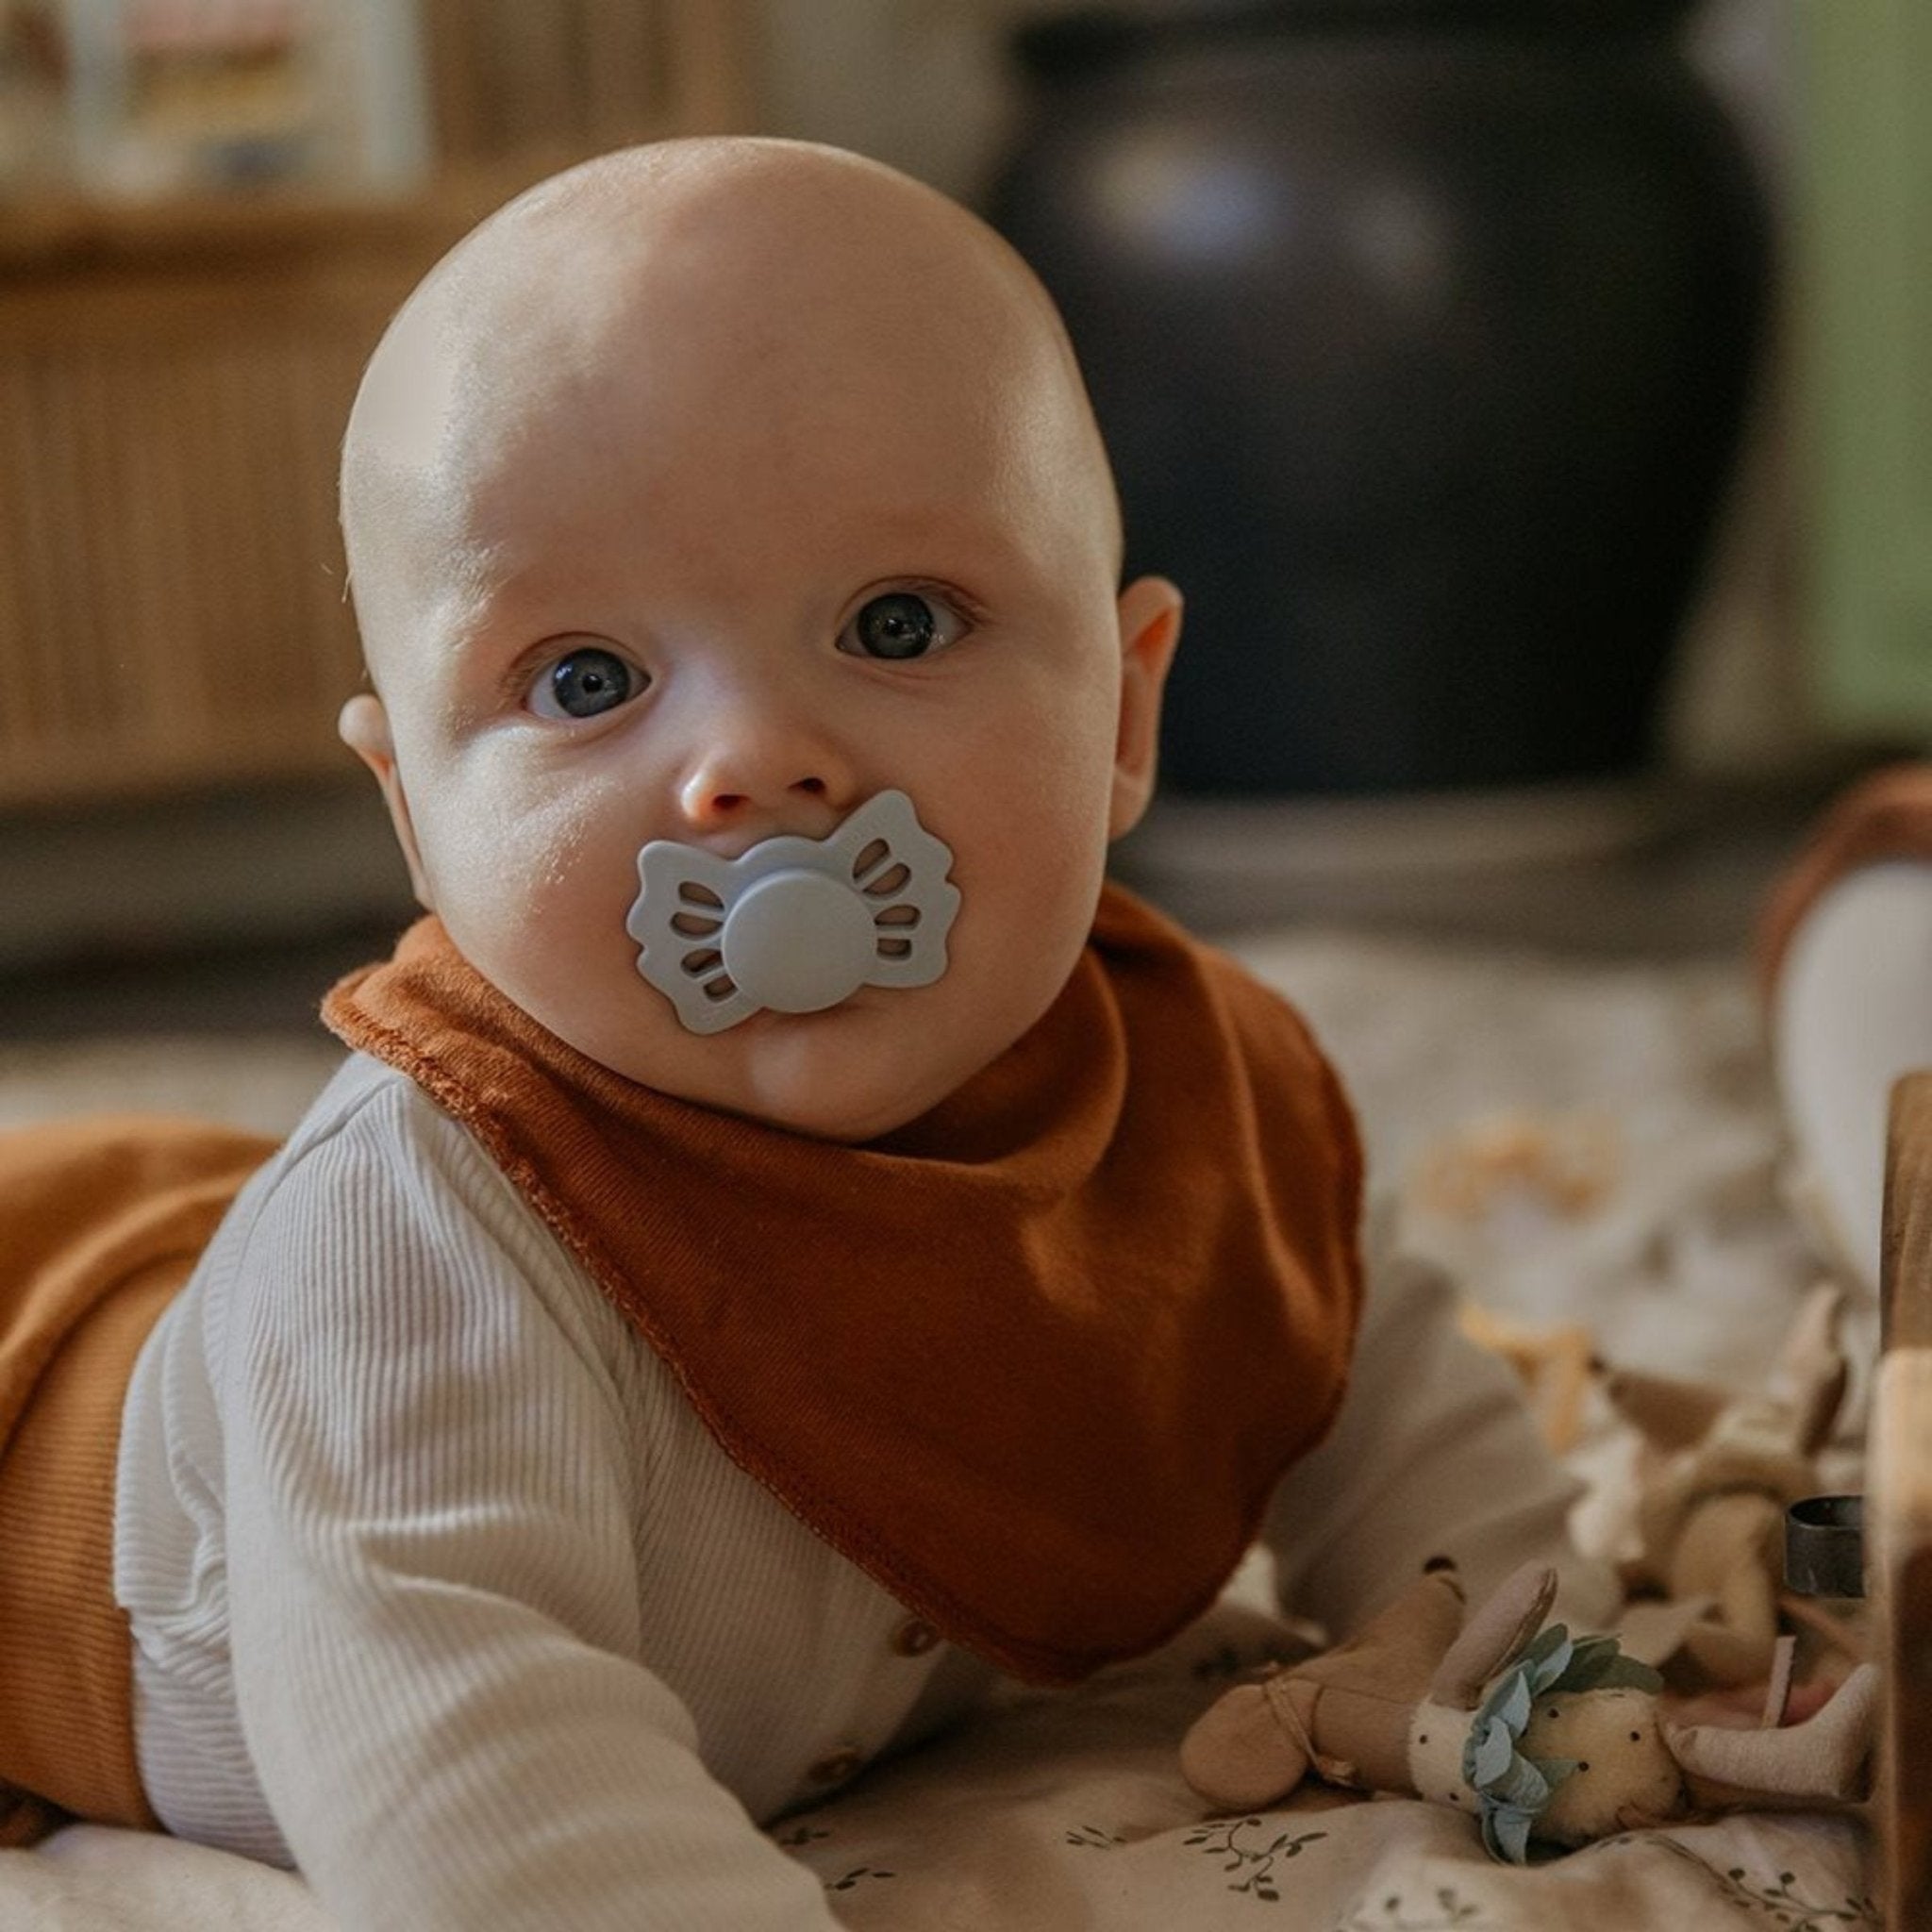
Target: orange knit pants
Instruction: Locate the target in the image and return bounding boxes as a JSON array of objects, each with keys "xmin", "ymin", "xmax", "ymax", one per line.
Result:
[{"xmin": 0, "ymin": 1118, "xmax": 269, "ymax": 1841}]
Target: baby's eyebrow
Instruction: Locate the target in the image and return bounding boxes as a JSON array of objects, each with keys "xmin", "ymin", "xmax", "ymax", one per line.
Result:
[
  {"xmin": 443, "ymin": 535, "xmax": 526, "ymax": 608},
  {"xmin": 415, "ymin": 542, "xmax": 561, "ymax": 662},
  {"xmin": 408, "ymin": 571, "xmax": 534, "ymax": 686}
]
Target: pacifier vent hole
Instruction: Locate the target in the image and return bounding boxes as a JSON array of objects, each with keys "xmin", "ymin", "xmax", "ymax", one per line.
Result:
[
  {"xmin": 874, "ymin": 906, "xmax": 920, "ymax": 929},
  {"xmin": 863, "ymin": 862, "xmax": 911, "ymax": 898},
  {"xmin": 877, "ymin": 938, "xmax": 913, "ymax": 960},
  {"xmin": 672, "ymin": 911, "xmax": 722, "ymax": 939},
  {"xmin": 679, "ymin": 881, "xmax": 725, "ymax": 910},
  {"xmin": 702, "ymin": 974, "xmax": 738, "ymax": 1003},
  {"xmin": 681, "ymin": 949, "xmax": 724, "ymax": 979},
  {"xmin": 852, "ymin": 840, "xmax": 890, "ymax": 883}
]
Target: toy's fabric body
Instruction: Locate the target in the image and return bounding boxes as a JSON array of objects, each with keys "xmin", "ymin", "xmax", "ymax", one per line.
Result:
[
  {"xmin": 1603, "ymin": 1282, "xmax": 1850, "ymax": 1689},
  {"xmin": 1182, "ymin": 1562, "xmax": 1880, "ymax": 1865},
  {"xmin": 0, "ymin": 894, "xmax": 1608, "ymax": 1931}
]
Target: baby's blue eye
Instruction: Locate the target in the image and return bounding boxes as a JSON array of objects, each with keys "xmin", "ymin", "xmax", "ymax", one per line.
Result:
[
  {"xmin": 528, "ymin": 647, "xmax": 645, "ymax": 720},
  {"xmin": 838, "ymin": 591, "xmax": 967, "ymax": 661}
]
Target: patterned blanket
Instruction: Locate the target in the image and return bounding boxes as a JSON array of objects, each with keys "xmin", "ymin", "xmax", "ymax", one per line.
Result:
[{"xmin": 0, "ymin": 925, "xmax": 1874, "ymax": 1928}]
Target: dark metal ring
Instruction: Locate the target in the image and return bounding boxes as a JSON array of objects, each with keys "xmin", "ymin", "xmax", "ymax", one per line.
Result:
[{"xmin": 1784, "ymin": 1493, "xmax": 1865, "ymax": 1600}]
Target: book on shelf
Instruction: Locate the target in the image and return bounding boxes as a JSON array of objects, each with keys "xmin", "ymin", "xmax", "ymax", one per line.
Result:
[{"xmin": 2, "ymin": 0, "xmax": 430, "ymax": 200}]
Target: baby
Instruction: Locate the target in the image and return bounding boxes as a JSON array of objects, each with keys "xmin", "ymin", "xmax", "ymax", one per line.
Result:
[{"xmin": 0, "ymin": 141, "xmax": 1608, "ymax": 1928}]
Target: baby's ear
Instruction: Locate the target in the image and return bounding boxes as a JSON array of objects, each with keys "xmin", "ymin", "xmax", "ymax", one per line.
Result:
[
  {"xmin": 340, "ymin": 692, "xmax": 434, "ymax": 909},
  {"xmin": 1108, "ymin": 575, "xmax": 1183, "ymax": 840}
]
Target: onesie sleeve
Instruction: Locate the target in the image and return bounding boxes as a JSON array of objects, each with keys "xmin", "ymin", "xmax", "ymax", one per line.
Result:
[
  {"xmin": 1260, "ymin": 1213, "xmax": 1621, "ymax": 1639},
  {"xmin": 220, "ymin": 1085, "xmax": 845, "ymax": 1932}
]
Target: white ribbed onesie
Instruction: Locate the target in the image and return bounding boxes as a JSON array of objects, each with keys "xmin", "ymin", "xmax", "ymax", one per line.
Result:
[{"xmin": 113, "ymin": 1052, "xmax": 1607, "ymax": 1931}]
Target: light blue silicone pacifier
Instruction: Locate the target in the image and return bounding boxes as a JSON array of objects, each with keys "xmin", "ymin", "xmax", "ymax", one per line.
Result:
[{"xmin": 625, "ymin": 790, "xmax": 961, "ymax": 1034}]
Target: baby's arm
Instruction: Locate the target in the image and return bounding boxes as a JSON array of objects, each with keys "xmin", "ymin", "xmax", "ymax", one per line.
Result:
[
  {"xmin": 1261, "ymin": 1218, "xmax": 1619, "ymax": 1637},
  {"xmin": 218, "ymin": 1095, "xmax": 844, "ymax": 1932}
]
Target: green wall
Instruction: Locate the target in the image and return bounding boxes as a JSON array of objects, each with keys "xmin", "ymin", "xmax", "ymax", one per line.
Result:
[{"xmin": 1800, "ymin": 0, "xmax": 1932, "ymax": 732}]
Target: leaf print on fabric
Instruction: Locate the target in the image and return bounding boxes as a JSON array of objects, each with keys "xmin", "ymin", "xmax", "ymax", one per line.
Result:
[
  {"xmin": 1334, "ymin": 1889, "xmax": 1492, "ymax": 1930},
  {"xmin": 1064, "ymin": 1824, "xmax": 1127, "ymax": 1850},
  {"xmin": 1618, "ymin": 1834, "xmax": 1881, "ymax": 1929},
  {"xmin": 826, "ymin": 1867, "xmax": 896, "ymax": 1892},
  {"xmin": 1185, "ymin": 1817, "xmax": 1328, "ymax": 1903},
  {"xmin": 1708, "ymin": 1866, "xmax": 1881, "ymax": 1930},
  {"xmin": 772, "ymin": 1824, "xmax": 831, "ymax": 1849}
]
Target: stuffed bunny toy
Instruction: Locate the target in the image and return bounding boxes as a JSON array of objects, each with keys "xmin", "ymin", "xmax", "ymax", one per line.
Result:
[
  {"xmin": 1180, "ymin": 1559, "xmax": 1877, "ymax": 1863},
  {"xmin": 1599, "ymin": 1281, "xmax": 1854, "ymax": 1688}
]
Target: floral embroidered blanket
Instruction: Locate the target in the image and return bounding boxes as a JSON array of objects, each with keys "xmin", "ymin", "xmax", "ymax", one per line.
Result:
[{"xmin": 0, "ymin": 927, "xmax": 1872, "ymax": 1929}]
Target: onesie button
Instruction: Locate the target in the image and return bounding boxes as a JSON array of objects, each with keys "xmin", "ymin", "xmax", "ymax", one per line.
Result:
[
  {"xmin": 891, "ymin": 1617, "xmax": 940, "ymax": 1658},
  {"xmin": 807, "ymin": 1745, "xmax": 866, "ymax": 1787}
]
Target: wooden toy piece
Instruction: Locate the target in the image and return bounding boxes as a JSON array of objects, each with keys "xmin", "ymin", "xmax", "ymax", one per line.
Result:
[{"xmin": 1457, "ymin": 1302, "xmax": 1597, "ymax": 1455}]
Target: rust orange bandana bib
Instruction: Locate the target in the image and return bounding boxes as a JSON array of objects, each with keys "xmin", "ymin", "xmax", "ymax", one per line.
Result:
[{"xmin": 323, "ymin": 884, "xmax": 1363, "ymax": 1683}]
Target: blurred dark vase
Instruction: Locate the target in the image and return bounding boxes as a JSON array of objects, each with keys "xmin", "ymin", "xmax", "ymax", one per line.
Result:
[{"xmin": 986, "ymin": 1, "xmax": 1772, "ymax": 795}]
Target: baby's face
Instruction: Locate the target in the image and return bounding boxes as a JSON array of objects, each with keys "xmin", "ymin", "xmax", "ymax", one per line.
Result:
[{"xmin": 342, "ymin": 144, "xmax": 1178, "ymax": 1141}]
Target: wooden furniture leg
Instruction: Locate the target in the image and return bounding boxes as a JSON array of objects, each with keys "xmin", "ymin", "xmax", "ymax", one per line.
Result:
[{"xmin": 1874, "ymin": 1071, "xmax": 1932, "ymax": 1925}]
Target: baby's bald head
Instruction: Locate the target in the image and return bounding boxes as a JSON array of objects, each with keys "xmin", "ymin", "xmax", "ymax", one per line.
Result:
[
  {"xmin": 340, "ymin": 139, "xmax": 1123, "ymax": 689},
  {"xmin": 329, "ymin": 140, "xmax": 1183, "ymax": 1135}
]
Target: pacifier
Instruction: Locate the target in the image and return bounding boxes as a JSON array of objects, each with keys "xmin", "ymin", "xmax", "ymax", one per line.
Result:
[{"xmin": 625, "ymin": 790, "xmax": 961, "ymax": 1034}]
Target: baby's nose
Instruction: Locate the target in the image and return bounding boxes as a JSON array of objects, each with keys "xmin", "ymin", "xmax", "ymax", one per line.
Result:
[
  {"xmin": 680, "ymin": 767, "xmax": 829, "ymax": 829},
  {"xmin": 675, "ymin": 707, "xmax": 854, "ymax": 832}
]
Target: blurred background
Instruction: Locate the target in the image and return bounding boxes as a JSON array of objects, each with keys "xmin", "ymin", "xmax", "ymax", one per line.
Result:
[{"xmin": 0, "ymin": 0, "xmax": 1926, "ymax": 1032}]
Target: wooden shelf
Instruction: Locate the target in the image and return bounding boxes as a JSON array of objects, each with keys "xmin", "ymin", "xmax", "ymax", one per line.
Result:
[
  {"xmin": 0, "ymin": 0, "xmax": 752, "ymax": 809},
  {"xmin": 0, "ymin": 148, "xmax": 610, "ymax": 277}
]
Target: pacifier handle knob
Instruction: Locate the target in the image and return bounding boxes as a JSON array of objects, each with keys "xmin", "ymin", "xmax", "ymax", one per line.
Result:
[{"xmin": 722, "ymin": 868, "xmax": 878, "ymax": 1014}]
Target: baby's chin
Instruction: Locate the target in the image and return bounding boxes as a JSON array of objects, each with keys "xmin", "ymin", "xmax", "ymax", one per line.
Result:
[{"xmin": 561, "ymin": 991, "xmax": 989, "ymax": 1145}]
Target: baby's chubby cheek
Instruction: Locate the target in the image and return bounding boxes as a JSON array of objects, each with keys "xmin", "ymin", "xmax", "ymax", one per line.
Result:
[{"xmin": 415, "ymin": 767, "xmax": 623, "ymax": 977}]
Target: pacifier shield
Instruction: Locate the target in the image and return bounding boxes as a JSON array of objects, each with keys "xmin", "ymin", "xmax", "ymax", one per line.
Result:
[{"xmin": 626, "ymin": 790, "xmax": 961, "ymax": 1034}]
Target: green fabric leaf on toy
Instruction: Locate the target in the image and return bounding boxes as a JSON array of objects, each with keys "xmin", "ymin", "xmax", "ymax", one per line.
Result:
[
  {"xmin": 1484, "ymin": 1800, "xmax": 1536, "ymax": 1865},
  {"xmin": 1463, "ymin": 1621, "xmax": 1657, "ymax": 1865},
  {"xmin": 1468, "ymin": 1715, "xmax": 1516, "ymax": 1787},
  {"xmin": 1522, "ymin": 1626, "xmax": 1574, "ymax": 1690},
  {"xmin": 1560, "ymin": 1631, "xmax": 1664, "ymax": 1696}
]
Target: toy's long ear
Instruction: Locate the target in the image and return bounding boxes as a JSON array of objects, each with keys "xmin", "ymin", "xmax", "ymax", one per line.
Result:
[
  {"xmin": 1602, "ymin": 1368, "xmax": 1728, "ymax": 1451},
  {"xmin": 1428, "ymin": 1563, "xmax": 1559, "ymax": 1709},
  {"xmin": 1771, "ymin": 1281, "xmax": 1849, "ymax": 1456}
]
